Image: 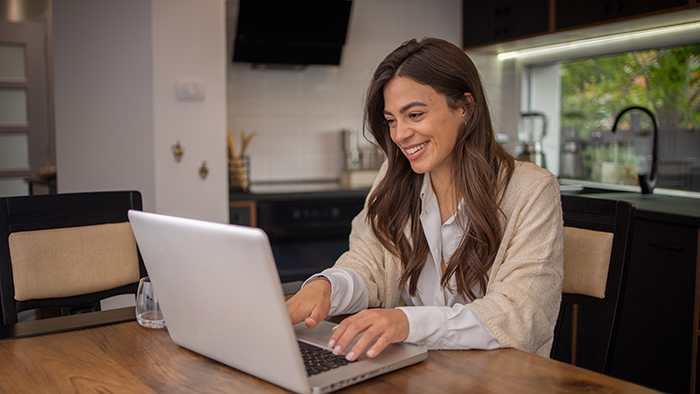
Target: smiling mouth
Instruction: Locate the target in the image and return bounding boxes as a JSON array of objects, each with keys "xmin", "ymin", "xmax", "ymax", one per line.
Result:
[{"xmin": 405, "ymin": 142, "xmax": 427, "ymax": 155}]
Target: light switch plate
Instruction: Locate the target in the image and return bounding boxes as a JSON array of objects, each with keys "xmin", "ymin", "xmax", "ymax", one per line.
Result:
[{"xmin": 176, "ymin": 80, "xmax": 206, "ymax": 101}]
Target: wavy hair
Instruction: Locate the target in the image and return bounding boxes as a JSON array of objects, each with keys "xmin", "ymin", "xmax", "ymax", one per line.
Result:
[{"xmin": 364, "ymin": 38, "xmax": 515, "ymax": 300}]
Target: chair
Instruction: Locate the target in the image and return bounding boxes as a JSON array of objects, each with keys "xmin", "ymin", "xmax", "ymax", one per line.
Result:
[
  {"xmin": 0, "ymin": 191, "xmax": 146, "ymax": 325},
  {"xmin": 551, "ymin": 194, "xmax": 635, "ymax": 375}
]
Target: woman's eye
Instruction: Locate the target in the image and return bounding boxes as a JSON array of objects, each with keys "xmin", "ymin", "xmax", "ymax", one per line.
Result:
[
  {"xmin": 409, "ymin": 112, "xmax": 423, "ymax": 120},
  {"xmin": 384, "ymin": 118, "xmax": 396, "ymax": 126}
]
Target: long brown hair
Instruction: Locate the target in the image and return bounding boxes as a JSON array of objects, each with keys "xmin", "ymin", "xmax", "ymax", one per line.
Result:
[{"xmin": 364, "ymin": 38, "xmax": 515, "ymax": 300}]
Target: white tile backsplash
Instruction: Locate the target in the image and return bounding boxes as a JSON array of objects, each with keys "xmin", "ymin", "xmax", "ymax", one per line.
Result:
[{"xmin": 227, "ymin": 0, "xmax": 462, "ymax": 182}]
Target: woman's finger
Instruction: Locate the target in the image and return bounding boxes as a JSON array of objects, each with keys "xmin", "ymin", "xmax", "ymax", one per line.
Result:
[
  {"xmin": 328, "ymin": 314, "xmax": 372, "ymax": 355},
  {"xmin": 364, "ymin": 334, "xmax": 392, "ymax": 358},
  {"xmin": 344, "ymin": 311, "xmax": 402, "ymax": 360},
  {"xmin": 344, "ymin": 324, "xmax": 384, "ymax": 361},
  {"xmin": 329, "ymin": 309, "xmax": 409, "ymax": 360},
  {"xmin": 304, "ymin": 301, "xmax": 330, "ymax": 328},
  {"xmin": 286, "ymin": 280, "xmax": 331, "ymax": 326}
]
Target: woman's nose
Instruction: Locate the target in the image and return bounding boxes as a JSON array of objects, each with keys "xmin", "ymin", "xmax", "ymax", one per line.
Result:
[{"xmin": 392, "ymin": 121, "xmax": 413, "ymax": 143}]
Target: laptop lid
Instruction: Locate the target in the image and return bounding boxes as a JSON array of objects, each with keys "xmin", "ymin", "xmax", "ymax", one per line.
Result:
[
  {"xmin": 128, "ymin": 210, "xmax": 427, "ymax": 394},
  {"xmin": 128, "ymin": 210, "xmax": 311, "ymax": 393}
]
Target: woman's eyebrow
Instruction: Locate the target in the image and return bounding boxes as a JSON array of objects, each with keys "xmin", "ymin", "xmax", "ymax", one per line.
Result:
[{"xmin": 383, "ymin": 101, "xmax": 427, "ymax": 116}]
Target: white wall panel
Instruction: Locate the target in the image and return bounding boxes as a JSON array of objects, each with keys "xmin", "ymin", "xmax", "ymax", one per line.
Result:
[
  {"xmin": 53, "ymin": 0, "xmax": 156, "ymax": 209},
  {"xmin": 226, "ymin": 0, "xmax": 462, "ymax": 182},
  {"xmin": 53, "ymin": 0, "xmax": 227, "ymax": 222}
]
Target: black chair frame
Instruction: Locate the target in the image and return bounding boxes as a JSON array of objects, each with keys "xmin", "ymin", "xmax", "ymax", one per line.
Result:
[
  {"xmin": 551, "ymin": 194, "xmax": 635, "ymax": 375},
  {"xmin": 0, "ymin": 191, "xmax": 147, "ymax": 325}
]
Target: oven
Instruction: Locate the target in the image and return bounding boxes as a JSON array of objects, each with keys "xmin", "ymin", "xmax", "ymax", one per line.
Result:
[{"xmin": 252, "ymin": 189, "xmax": 368, "ymax": 291}]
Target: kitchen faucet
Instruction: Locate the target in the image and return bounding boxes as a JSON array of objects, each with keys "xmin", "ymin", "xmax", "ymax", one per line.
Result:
[{"xmin": 611, "ymin": 106, "xmax": 659, "ymax": 194}]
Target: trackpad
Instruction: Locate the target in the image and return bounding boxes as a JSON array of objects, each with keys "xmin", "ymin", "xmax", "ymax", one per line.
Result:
[{"xmin": 295, "ymin": 320, "xmax": 368, "ymax": 355}]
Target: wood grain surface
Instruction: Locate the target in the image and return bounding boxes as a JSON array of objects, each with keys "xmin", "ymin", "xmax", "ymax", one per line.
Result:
[{"xmin": 0, "ymin": 315, "xmax": 661, "ymax": 394}]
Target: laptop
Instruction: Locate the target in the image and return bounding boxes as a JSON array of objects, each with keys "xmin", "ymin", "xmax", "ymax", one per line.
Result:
[{"xmin": 128, "ymin": 210, "xmax": 427, "ymax": 394}]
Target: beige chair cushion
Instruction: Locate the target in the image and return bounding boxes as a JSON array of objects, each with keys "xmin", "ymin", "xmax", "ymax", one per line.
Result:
[
  {"xmin": 8, "ymin": 222, "xmax": 140, "ymax": 302},
  {"xmin": 562, "ymin": 226, "xmax": 614, "ymax": 299}
]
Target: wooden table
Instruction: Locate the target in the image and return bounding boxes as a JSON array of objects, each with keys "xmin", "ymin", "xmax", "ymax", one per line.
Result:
[{"xmin": 0, "ymin": 308, "xmax": 660, "ymax": 394}]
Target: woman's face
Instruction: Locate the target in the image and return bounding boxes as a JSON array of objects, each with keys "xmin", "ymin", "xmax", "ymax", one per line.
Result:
[{"xmin": 383, "ymin": 77, "xmax": 467, "ymax": 178}]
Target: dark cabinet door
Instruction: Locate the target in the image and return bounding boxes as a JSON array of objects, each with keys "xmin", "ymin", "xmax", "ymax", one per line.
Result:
[
  {"xmin": 230, "ymin": 200, "xmax": 256, "ymax": 226},
  {"xmin": 556, "ymin": 0, "xmax": 689, "ymax": 30},
  {"xmin": 609, "ymin": 218, "xmax": 697, "ymax": 394},
  {"xmin": 462, "ymin": 0, "xmax": 550, "ymax": 48}
]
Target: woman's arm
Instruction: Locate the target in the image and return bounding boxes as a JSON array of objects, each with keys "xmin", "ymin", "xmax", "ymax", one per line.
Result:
[
  {"xmin": 469, "ymin": 167, "xmax": 565, "ymax": 356},
  {"xmin": 398, "ymin": 304, "xmax": 500, "ymax": 349}
]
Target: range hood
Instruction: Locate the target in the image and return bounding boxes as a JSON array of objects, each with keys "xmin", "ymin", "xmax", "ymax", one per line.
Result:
[{"xmin": 232, "ymin": 0, "xmax": 353, "ymax": 68}]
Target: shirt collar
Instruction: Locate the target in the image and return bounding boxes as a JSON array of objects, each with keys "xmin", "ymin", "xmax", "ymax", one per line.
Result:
[
  {"xmin": 419, "ymin": 173, "xmax": 443, "ymax": 268},
  {"xmin": 419, "ymin": 172, "xmax": 432, "ymax": 207}
]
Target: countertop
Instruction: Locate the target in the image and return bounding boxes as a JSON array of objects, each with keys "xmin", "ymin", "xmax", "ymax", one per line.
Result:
[
  {"xmin": 576, "ymin": 192, "xmax": 700, "ymax": 227},
  {"xmin": 230, "ymin": 182, "xmax": 370, "ymax": 202},
  {"xmin": 232, "ymin": 181, "xmax": 700, "ymax": 226}
]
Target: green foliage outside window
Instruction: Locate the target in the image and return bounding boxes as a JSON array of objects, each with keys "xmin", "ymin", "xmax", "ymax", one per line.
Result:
[
  {"xmin": 559, "ymin": 43, "xmax": 700, "ymax": 188},
  {"xmin": 561, "ymin": 43, "xmax": 700, "ymax": 137}
]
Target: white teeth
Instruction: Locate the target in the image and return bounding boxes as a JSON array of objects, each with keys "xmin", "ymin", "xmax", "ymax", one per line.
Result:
[{"xmin": 406, "ymin": 142, "xmax": 427, "ymax": 155}]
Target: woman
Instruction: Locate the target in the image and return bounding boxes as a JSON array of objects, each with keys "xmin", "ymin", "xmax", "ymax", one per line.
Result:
[{"xmin": 287, "ymin": 38, "xmax": 563, "ymax": 362}]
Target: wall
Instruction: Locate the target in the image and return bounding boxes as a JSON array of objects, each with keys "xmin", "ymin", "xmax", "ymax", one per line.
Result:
[
  {"xmin": 466, "ymin": 52, "xmax": 516, "ymax": 150},
  {"xmin": 53, "ymin": 0, "xmax": 155, "ymax": 206},
  {"xmin": 226, "ymin": 0, "xmax": 463, "ymax": 183},
  {"xmin": 151, "ymin": 0, "xmax": 227, "ymax": 220},
  {"xmin": 528, "ymin": 63, "xmax": 561, "ymax": 176},
  {"xmin": 53, "ymin": 0, "xmax": 228, "ymax": 222}
]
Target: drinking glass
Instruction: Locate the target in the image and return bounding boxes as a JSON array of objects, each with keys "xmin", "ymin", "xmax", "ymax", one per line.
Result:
[{"xmin": 136, "ymin": 277, "xmax": 166, "ymax": 329}]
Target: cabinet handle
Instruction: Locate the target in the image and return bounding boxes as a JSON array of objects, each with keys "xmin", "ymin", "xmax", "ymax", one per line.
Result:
[{"xmin": 647, "ymin": 242, "xmax": 684, "ymax": 252}]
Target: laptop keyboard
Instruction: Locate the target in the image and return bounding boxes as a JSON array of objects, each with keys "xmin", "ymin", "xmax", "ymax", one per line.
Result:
[{"xmin": 298, "ymin": 341, "xmax": 354, "ymax": 376}]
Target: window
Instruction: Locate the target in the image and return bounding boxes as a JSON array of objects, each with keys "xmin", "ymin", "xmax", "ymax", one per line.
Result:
[
  {"xmin": 0, "ymin": 20, "xmax": 52, "ymax": 197},
  {"xmin": 527, "ymin": 43, "xmax": 700, "ymax": 192}
]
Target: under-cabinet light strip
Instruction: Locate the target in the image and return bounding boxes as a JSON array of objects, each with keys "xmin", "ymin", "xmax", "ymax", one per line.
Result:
[{"xmin": 497, "ymin": 20, "xmax": 700, "ymax": 60}]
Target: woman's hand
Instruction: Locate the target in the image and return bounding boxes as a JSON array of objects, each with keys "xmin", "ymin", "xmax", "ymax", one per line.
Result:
[
  {"xmin": 328, "ymin": 308, "xmax": 409, "ymax": 361},
  {"xmin": 286, "ymin": 278, "xmax": 332, "ymax": 329}
]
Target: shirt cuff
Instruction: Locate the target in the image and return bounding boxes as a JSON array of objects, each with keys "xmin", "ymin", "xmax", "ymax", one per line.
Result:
[
  {"xmin": 318, "ymin": 268, "xmax": 368, "ymax": 316},
  {"xmin": 397, "ymin": 304, "xmax": 500, "ymax": 350}
]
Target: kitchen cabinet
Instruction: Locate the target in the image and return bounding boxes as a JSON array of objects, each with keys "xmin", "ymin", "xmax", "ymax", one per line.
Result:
[
  {"xmin": 462, "ymin": 0, "xmax": 694, "ymax": 49},
  {"xmin": 569, "ymin": 192, "xmax": 700, "ymax": 394},
  {"xmin": 229, "ymin": 200, "xmax": 256, "ymax": 227},
  {"xmin": 610, "ymin": 218, "xmax": 697, "ymax": 394},
  {"xmin": 556, "ymin": 0, "xmax": 690, "ymax": 30},
  {"xmin": 462, "ymin": 0, "xmax": 550, "ymax": 48},
  {"xmin": 230, "ymin": 187, "xmax": 369, "ymax": 284}
]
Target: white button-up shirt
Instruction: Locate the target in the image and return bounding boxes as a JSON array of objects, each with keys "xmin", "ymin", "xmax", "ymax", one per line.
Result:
[{"xmin": 309, "ymin": 172, "xmax": 500, "ymax": 350}]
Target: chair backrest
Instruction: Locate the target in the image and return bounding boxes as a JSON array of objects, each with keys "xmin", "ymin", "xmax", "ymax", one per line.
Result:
[
  {"xmin": 0, "ymin": 191, "xmax": 146, "ymax": 325},
  {"xmin": 551, "ymin": 194, "xmax": 635, "ymax": 375}
]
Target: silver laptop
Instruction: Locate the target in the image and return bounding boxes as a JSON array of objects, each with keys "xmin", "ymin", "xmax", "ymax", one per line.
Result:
[{"xmin": 128, "ymin": 210, "xmax": 427, "ymax": 394}]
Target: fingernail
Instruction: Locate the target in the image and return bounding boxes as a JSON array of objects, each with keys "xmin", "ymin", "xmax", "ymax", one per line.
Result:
[
  {"xmin": 328, "ymin": 339, "xmax": 336, "ymax": 349},
  {"xmin": 332, "ymin": 325, "xmax": 338, "ymax": 331},
  {"xmin": 306, "ymin": 318, "xmax": 316, "ymax": 327},
  {"xmin": 345, "ymin": 351, "xmax": 355, "ymax": 361},
  {"xmin": 333, "ymin": 345, "xmax": 342, "ymax": 356},
  {"xmin": 366, "ymin": 349, "xmax": 376, "ymax": 358}
]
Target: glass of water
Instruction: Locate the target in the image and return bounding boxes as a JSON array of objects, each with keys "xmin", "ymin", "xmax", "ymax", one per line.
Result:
[{"xmin": 136, "ymin": 277, "xmax": 166, "ymax": 329}]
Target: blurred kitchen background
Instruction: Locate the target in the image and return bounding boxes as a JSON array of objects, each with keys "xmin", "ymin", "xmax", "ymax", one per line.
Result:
[
  {"xmin": 225, "ymin": 0, "xmax": 460, "ymax": 187},
  {"xmin": 225, "ymin": 0, "xmax": 700, "ymax": 194},
  {"xmin": 1, "ymin": 0, "xmax": 699, "ymax": 214}
]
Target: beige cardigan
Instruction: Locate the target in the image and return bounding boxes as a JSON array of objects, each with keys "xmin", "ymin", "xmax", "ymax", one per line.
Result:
[{"xmin": 334, "ymin": 161, "xmax": 564, "ymax": 357}]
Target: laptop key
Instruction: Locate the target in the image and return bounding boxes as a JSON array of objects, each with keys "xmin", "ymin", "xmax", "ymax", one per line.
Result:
[{"xmin": 299, "ymin": 341, "xmax": 355, "ymax": 376}]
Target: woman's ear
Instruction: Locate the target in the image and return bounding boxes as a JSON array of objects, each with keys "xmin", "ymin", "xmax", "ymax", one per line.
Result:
[
  {"xmin": 464, "ymin": 92, "xmax": 475, "ymax": 104},
  {"xmin": 461, "ymin": 93, "xmax": 475, "ymax": 118}
]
